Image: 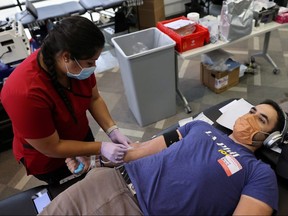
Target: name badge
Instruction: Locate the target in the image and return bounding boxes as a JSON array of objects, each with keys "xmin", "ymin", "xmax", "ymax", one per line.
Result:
[{"xmin": 218, "ymin": 154, "xmax": 242, "ymax": 177}]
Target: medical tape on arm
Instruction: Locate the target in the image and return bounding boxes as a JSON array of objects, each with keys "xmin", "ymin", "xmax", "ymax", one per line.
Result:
[{"xmin": 89, "ymin": 155, "xmax": 96, "ymax": 170}]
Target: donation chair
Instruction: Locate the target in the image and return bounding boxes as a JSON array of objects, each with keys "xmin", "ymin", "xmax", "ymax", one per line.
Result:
[
  {"xmin": 78, "ymin": 0, "xmax": 125, "ymax": 26},
  {"xmin": 79, "ymin": 0, "xmax": 125, "ymax": 11},
  {"xmin": 15, "ymin": 0, "xmax": 86, "ymax": 28},
  {"xmin": 15, "ymin": 0, "xmax": 86, "ymax": 47},
  {"xmin": 0, "ymin": 174, "xmax": 86, "ymax": 215},
  {"xmin": 0, "ymin": 98, "xmax": 287, "ymax": 215}
]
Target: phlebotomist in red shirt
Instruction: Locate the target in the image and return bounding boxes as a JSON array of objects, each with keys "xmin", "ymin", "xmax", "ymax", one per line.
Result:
[{"xmin": 1, "ymin": 16, "xmax": 131, "ymax": 184}]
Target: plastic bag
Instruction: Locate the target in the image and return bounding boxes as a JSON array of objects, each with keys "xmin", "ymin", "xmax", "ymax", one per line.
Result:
[
  {"xmin": 132, "ymin": 42, "xmax": 149, "ymax": 54},
  {"xmin": 201, "ymin": 49, "xmax": 232, "ymax": 67},
  {"xmin": 219, "ymin": 0, "xmax": 254, "ymax": 42},
  {"xmin": 199, "ymin": 16, "xmax": 219, "ymax": 43}
]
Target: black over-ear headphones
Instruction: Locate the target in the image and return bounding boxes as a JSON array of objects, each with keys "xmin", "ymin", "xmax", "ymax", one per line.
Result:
[{"xmin": 263, "ymin": 110, "xmax": 288, "ymax": 148}]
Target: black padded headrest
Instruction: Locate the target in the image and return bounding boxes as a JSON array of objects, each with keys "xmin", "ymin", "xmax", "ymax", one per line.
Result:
[{"xmin": 276, "ymin": 144, "xmax": 288, "ymax": 179}]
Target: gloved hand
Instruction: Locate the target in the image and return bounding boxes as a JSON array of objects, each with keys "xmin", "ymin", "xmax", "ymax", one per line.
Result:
[
  {"xmin": 108, "ymin": 128, "xmax": 132, "ymax": 147},
  {"xmin": 101, "ymin": 142, "xmax": 128, "ymax": 163},
  {"xmin": 65, "ymin": 156, "xmax": 90, "ymax": 175}
]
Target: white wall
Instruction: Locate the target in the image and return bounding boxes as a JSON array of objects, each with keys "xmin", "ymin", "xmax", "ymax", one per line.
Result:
[{"xmin": 164, "ymin": 0, "xmax": 191, "ymax": 17}]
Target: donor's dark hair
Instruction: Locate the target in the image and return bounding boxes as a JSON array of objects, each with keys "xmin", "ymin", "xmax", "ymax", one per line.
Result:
[{"xmin": 260, "ymin": 99, "xmax": 285, "ymax": 133}]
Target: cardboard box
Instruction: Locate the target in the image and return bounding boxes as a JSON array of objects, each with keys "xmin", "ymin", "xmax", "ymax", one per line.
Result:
[
  {"xmin": 138, "ymin": 0, "xmax": 164, "ymax": 10},
  {"xmin": 200, "ymin": 63, "xmax": 239, "ymax": 93},
  {"xmin": 138, "ymin": 0, "xmax": 165, "ymax": 29},
  {"xmin": 157, "ymin": 16, "xmax": 210, "ymax": 53}
]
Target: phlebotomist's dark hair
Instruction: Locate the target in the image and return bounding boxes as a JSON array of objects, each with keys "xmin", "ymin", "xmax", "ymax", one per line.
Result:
[{"xmin": 41, "ymin": 16, "xmax": 105, "ymax": 123}]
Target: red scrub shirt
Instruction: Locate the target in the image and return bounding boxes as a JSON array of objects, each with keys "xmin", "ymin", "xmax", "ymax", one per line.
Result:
[{"xmin": 1, "ymin": 50, "xmax": 96, "ymax": 175}]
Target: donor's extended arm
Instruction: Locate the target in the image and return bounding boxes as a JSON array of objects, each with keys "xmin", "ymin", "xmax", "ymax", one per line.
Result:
[{"xmin": 124, "ymin": 130, "xmax": 182, "ymax": 162}]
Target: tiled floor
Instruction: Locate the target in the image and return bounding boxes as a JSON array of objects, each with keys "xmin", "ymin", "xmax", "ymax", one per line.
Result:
[{"xmin": 0, "ymin": 24, "xmax": 288, "ymax": 202}]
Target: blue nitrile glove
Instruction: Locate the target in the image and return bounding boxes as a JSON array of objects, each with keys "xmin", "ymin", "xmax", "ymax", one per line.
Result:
[
  {"xmin": 108, "ymin": 128, "xmax": 132, "ymax": 147},
  {"xmin": 101, "ymin": 142, "xmax": 128, "ymax": 163}
]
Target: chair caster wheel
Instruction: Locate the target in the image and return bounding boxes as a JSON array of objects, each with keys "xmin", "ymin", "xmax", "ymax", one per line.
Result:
[
  {"xmin": 185, "ymin": 106, "xmax": 192, "ymax": 114},
  {"xmin": 273, "ymin": 68, "xmax": 280, "ymax": 74}
]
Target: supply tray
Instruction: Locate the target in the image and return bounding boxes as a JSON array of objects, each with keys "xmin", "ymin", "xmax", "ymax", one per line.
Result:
[{"xmin": 157, "ymin": 16, "xmax": 210, "ymax": 53}]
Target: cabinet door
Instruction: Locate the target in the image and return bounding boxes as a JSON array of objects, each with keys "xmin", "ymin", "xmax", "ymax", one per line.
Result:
[{"xmin": 138, "ymin": 0, "xmax": 165, "ymax": 29}]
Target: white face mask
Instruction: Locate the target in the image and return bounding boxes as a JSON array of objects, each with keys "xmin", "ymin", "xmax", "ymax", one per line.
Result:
[{"xmin": 65, "ymin": 59, "xmax": 96, "ymax": 80}]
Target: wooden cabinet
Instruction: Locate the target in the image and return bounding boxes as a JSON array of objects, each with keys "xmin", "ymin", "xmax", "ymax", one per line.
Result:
[{"xmin": 137, "ymin": 0, "xmax": 165, "ymax": 29}]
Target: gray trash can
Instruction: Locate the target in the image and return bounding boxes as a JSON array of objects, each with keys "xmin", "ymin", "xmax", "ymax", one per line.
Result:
[{"xmin": 112, "ymin": 27, "xmax": 176, "ymax": 126}]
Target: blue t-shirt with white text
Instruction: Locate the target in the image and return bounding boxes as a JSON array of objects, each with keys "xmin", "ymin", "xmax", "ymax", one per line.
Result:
[{"xmin": 125, "ymin": 121, "xmax": 278, "ymax": 215}]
